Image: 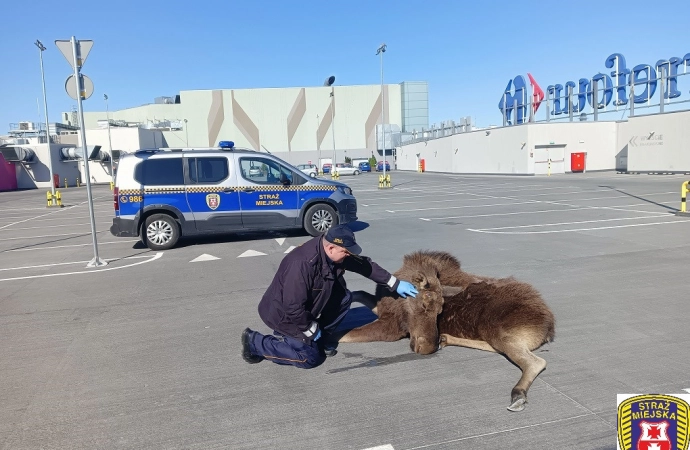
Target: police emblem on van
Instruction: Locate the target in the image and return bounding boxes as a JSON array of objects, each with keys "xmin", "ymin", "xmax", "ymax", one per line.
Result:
[
  {"xmin": 206, "ymin": 194, "xmax": 220, "ymax": 210},
  {"xmin": 617, "ymin": 394, "xmax": 690, "ymax": 450}
]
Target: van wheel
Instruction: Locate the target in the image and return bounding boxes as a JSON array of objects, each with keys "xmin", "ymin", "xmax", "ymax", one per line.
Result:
[
  {"xmin": 354, "ymin": 170, "xmax": 360, "ymax": 175},
  {"xmin": 310, "ymin": 172, "xmax": 317, "ymax": 178},
  {"xmin": 304, "ymin": 204, "xmax": 338, "ymax": 236},
  {"xmin": 143, "ymin": 214, "xmax": 180, "ymax": 250}
]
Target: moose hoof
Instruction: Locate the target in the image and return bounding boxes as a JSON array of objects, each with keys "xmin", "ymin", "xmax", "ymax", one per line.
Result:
[
  {"xmin": 439, "ymin": 334, "xmax": 449, "ymax": 349},
  {"xmin": 507, "ymin": 397, "xmax": 527, "ymax": 412}
]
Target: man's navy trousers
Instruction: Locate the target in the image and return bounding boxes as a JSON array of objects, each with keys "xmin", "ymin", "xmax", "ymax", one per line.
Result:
[{"xmin": 248, "ymin": 291, "xmax": 352, "ymax": 369}]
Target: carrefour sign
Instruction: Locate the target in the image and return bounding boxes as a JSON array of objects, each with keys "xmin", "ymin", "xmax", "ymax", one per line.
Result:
[{"xmin": 499, "ymin": 52, "xmax": 690, "ymax": 125}]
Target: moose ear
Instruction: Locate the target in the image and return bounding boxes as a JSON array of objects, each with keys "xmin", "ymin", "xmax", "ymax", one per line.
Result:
[{"xmin": 441, "ymin": 285, "xmax": 464, "ymax": 297}]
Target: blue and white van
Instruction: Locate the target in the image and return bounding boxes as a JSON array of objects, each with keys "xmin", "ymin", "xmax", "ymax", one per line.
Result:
[{"xmin": 110, "ymin": 141, "xmax": 358, "ymax": 250}]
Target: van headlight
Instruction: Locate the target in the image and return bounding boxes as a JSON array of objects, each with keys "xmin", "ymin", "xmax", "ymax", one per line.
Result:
[{"xmin": 339, "ymin": 186, "xmax": 352, "ymax": 196}]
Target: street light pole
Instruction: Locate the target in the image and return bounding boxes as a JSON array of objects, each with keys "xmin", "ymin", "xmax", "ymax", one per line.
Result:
[
  {"xmin": 330, "ymin": 87, "xmax": 336, "ymax": 165},
  {"xmin": 35, "ymin": 39, "xmax": 56, "ymax": 205},
  {"xmin": 104, "ymin": 94, "xmax": 114, "ymax": 186},
  {"xmin": 376, "ymin": 43, "xmax": 387, "ymax": 180}
]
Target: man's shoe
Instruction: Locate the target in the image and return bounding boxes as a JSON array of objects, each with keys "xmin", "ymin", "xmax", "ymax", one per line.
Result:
[
  {"xmin": 323, "ymin": 347, "xmax": 338, "ymax": 357},
  {"xmin": 241, "ymin": 328, "xmax": 263, "ymax": 364}
]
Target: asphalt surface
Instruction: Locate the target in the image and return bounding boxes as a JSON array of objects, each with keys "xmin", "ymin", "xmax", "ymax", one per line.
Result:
[{"xmin": 1, "ymin": 170, "xmax": 689, "ymax": 450}]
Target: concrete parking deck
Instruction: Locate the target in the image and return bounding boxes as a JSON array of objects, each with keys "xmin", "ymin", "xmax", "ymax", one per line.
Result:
[{"xmin": 1, "ymin": 171, "xmax": 689, "ymax": 449}]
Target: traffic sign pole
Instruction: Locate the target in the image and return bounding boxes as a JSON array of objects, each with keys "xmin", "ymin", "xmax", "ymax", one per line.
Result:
[{"xmin": 60, "ymin": 36, "xmax": 106, "ymax": 268}]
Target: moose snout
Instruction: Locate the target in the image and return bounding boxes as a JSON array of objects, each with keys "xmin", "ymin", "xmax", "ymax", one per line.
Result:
[{"xmin": 411, "ymin": 335, "xmax": 439, "ymax": 355}]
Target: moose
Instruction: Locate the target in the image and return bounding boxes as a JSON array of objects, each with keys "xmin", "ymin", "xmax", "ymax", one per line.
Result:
[{"xmin": 337, "ymin": 250, "xmax": 556, "ymax": 412}]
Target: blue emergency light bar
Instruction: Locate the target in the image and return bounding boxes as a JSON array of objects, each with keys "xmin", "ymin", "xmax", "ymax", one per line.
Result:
[{"xmin": 218, "ymin": 141, "xmax": 235, "ymax": 149}]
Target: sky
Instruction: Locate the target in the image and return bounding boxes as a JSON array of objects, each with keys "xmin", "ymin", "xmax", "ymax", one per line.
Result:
[{"xmin": 1, "ymin": 0, "xmax": 689, "ymax": 134}]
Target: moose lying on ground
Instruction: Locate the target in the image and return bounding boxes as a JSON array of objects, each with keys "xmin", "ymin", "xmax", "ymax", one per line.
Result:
[{"xmin": 337, "ymin": 250, "xmax": 556, "ymax": 412}]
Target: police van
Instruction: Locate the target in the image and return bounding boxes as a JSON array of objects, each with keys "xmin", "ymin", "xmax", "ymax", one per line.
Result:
[{"xmin": 110, "ymin": 141, "xmax": 358, "ymax": 250}]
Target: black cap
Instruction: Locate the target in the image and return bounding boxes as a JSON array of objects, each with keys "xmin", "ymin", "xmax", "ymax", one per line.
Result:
[{"xmin": 324, "ymin": 225, "xmax": 362, "ymax": 255}]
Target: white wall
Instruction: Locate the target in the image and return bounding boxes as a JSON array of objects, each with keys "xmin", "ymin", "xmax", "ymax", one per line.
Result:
[
  {"xmin": 81, "ymin": 84, "xmax": 403, "ymax": 154},
  {"xmin": 617, "ymin": 110, "xmax": 690, "ymax": 172},
  {"xmin": 15, "ymin": 144, "xmax": 80, "ymax": 190},
  {"xmin": 80, "ymin": 128, "xmax": 165, "ymax": 183}
]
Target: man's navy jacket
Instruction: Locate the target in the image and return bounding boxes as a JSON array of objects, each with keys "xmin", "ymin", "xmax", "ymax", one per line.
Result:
[{"xmin": 257, "ymin": 235, "xmax": 399, "ymax": 342}]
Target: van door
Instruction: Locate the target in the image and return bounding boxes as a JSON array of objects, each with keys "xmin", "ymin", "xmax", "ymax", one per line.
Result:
[
  {"xmin": 237, "ymin": 156, "xmax": 299, "ymax": 228},
  {"xmin": 185, "ymin": 155, "xmax": 242, "ymax": 231}
]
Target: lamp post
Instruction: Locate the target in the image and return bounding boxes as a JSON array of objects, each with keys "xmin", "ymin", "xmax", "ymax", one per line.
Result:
[
  {"xmin": 184, "ymin": 119, "xmax": 188, "ymax": 146},
  {"xmin": 330, "ymin": 88, "xmax": 336, "ymax": 166},
  {"xmin": 35, "ymin": 39, "xmax": 56, "ymax": 205},
  {"xmin": 376, "ymin": 43, "xmax": 387, "ymax": 179},
  {"xmin": 104, "ymin": 94, "xmax": 115, "ymax": 185}
]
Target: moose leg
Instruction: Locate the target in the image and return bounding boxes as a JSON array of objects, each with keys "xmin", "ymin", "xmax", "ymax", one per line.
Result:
[
  {"xmin": 351, "ymin": 290, "xmax": 381, "ymax": 316},
  {"xmin": 499, "ymin": 342, "xmax": 547, "ymax": 412},
  {"xmin": 438, "ymin": 334, "xmax": 498, "ymax": 353},
  {"xmin": 338, "ymin": 319, "xmax": 406, "ymax": 343}
]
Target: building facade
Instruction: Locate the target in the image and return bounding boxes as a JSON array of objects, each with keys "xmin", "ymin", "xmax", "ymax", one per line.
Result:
[{"xmin": 81, "ymin": 82, "xmax": 429, "ymax": 163}]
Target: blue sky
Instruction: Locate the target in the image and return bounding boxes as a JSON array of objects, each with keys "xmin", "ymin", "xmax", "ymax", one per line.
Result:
[{"xmin": 2, "ymin": 0, "xmax": 689, "ymax": 133}]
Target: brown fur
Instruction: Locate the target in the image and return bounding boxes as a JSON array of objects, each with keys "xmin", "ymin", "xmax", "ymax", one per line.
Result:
[{"xmin": 339, "ymin": 250, "xmax": 556, "ymax": 412}]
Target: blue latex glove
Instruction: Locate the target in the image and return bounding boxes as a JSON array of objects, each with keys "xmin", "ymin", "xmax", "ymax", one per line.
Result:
[
  {"xmin": 396, "ymin": 281, "xmax": 418, "ymax": 298},
  {"xmin": 312, "ymin": 329, "xmax": 322, "ymax": 341}
]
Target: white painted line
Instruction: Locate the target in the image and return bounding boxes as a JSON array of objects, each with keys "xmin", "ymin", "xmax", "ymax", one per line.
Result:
[
  {"xmin": 0, "ymin": 252, "xmax": 163, "ymax": 282},
  {"xmin": 361, "ymin": 445, "xmax": 394, "ymax": 450},
  {"xmin": 468, "ymin": 219, "xmax": 690, "ymax": 234},
  {"xmin": 419, "ymin": 218, "xmax": 431, "ymax": 221},
  {"xmin": 385, "ymin": 210, "xmax": 395, "ymax": 213},
  {"xmin": 421, "ymin": 203, "xmax": 668, "ymax": 221},
  {"xmin": 275, "ymin": 238, "xmax": 286, "ymax": 245},
  {"xmin": 7, "ymin": 239, "xmax": 139, "ymax": 252},
  {"xmin": 190, "ymin": 254, "xmax": 220, "ymax": 262},
  {"xmin": 0, "ymin": 254, "xmax": 154, "ymax": 272},
  {"xmin": 284, "ymin": 245, "xmax": 296, "ymax": 253},
  {"xmin": 476, "ymin": 214, "xmax": 671, "ymax": 231},
  {"xmin": 361, "ymin": 204, "xmax": 369, "ymax": 207},
  {"xmin": 0, "ymin": 195, "xmax": 110, "ymax": 230},
  {"xmin": 404, "ymin": 414, "xmax": 592, "ymax": 449},
  {"xmin": 0, "ymin": 222, "xmax": 111, "ymax": 232},
  {"xmin": 683, "ymin": 388, "xmax": 690, "ymax": 393},
  {"xmin": 0, "ymin": 231, "xmax": 106, "ymax": 242},
  {"xmin": 389, "ymin": 200, "xmax": 539, "ymax": 213},
  {"xmin": 238, "ymin": 250, "xmax": 267, "ymax": 258}
]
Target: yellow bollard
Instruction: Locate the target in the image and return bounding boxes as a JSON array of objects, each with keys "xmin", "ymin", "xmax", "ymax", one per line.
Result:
[
  {"xmin": 56, "ymin": 191, "xmax": 62, "ymax": 207},
  {"xmin": 46, "ymin": 191, "xmax": 52, "ymax": 207},
  {"xmin": 64, "ymin": 178, "xmax": 68, "ymax": 188},
  {"xmin": 76, "ymin": 177, "xmax": 81, "ymax": 187},
  {"xmin": 547, "ymin": 158, "xmax": 552, "ymax": 177},
  {"xmin": 681, "ymin": 181, "xmax": 689, "ymax": 213},
  {"xmin": 110, "ymin": 181, "xmax": 114, "ymax": 191},
  {"xmin": 386, "ymin": 174, "xmax": 391, "ymax": 188}
]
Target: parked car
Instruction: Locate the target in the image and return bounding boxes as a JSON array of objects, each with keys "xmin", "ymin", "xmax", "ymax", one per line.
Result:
[
  {"xmin": 322, "ymin": 163, "xmax": 332, "ymax": 174},
  {"xmin": 333, "ymin": 163, "xmax": 361, "ymax": 176},
  {"xmin": 358, "ymin": 161, "xmax": 371, "ymax": 172},
  {"xmin": 110, "ymin": 141, "xmax": 358, "ymax": 250},
  {"xmin": 296, "ymin": 163, "xmax": 318, "ymax": 177},
  {"xmin": 376, "ymin": 161, "xmax": 391, "ymax": 172}
]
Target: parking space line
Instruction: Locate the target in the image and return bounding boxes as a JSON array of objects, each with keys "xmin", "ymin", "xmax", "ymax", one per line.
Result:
[
  {"xmin": 0, "ymin": 231, "xmax": 105, "ymax": 242},
  {"xmin": 387, "ymin": 200, "xmax": 540, "ymax": 213},
  {"xmin": 0, "ymin": 195, "xmax": 110, "ymax": 230},
  {"xmin": 0, "ymin": 222, "xmax": 111, "ymax": 231},
  {"xmin": 0, "ymin": 254, "xmax": 154, "ymax": 272},
  {"xmin": 468, "ymin": 219, "xmax": 690, "ymax": 234},
  {"xmin": 403, "ymin": 414, "xmax": 592, "ymax": 449},
  {"xmin": 0, "ymin": 252, "xmax": 163, "ymax": 282},
  {"xmin": 419, "ymin": 203, "xmax": 668, "ymax": 221},
  {"xmin": 476, "ymin": 214, "xmax": 671, "ymax": 231},
  {"xmin": 6, "ymin": 239, "xmax": 139, "ymax": 252}
]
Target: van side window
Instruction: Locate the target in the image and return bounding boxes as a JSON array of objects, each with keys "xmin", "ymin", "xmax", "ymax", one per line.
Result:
[
  {"xmin": 239, "ymin": 157, "xmax": 293, "ymax": 185},
  {"xmin": 134, "ymin": 158, "xmax": 184, "ymax": 185},
  {"xmin": 187, "ymin": 157, "xmax": 229, "ymax": 184}
]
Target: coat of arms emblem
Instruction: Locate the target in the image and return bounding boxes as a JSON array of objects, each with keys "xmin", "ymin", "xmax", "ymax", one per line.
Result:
[
  {"xmin": 206, "ymin": 194, "xmax": 220, "ymax": 210},
  {"xmin": 617, "ymin": 394, "xmax": 689, "ymax": 450}
]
